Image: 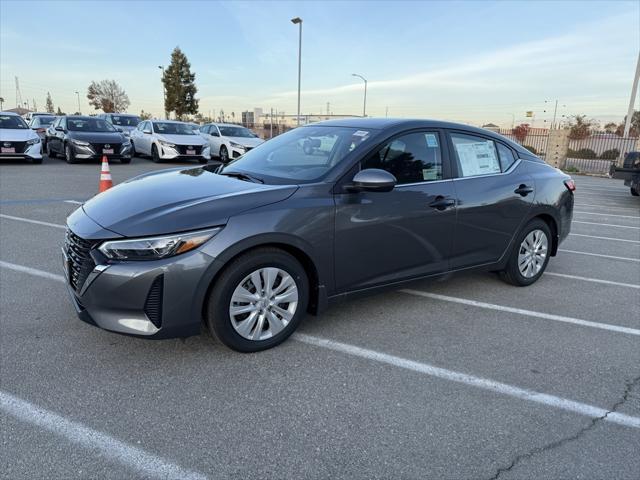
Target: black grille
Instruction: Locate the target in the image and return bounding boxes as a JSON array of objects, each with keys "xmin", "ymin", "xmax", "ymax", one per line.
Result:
[
  {"xmin": 144, "ymin": 275, "xmax": 164, "ymax": 328},
  {"xmin": 1, "ymin": 141, "xmax": 27, "ymax": 153},
  {"xmin": 91, "ymin": 143, "xmax": 122, "ymax": 155},
  {"xmin": 65, "ymin": 229, "xmax": 97, "ymax": 293},
  {"xmin": 176, "ymin": 145, "xmax": 202, "ymax": 155}
]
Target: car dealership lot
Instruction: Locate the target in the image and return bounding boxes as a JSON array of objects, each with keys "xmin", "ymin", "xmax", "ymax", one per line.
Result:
[{"xmin": 1, "ymin": 157, "xmax": 639, "ymax": 479}]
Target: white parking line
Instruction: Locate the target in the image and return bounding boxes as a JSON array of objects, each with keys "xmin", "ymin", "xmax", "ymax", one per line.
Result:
[
  {"xmin": 64, "ymin": 200, "xmax": 83, "ymax": 205},
  {"xmin": 574, "ymin": 221, "xmax": 640, "ymax": 230},
  {"xmin": 559, "ymin": 249, "xmax": 640, "ymax": 263},
  {"xmin": 569, "ymin": 233, "xmax": 640, "ymax": 244},
  {"xmin": 0, "ymin": 261, "xmax": 65, "ymax": 282},
  {"xmin": 0, "ymin": 391, "xmax": 209, "ymax": 480},
  {"xmin": 294, "ymin": 334, "xmax": 640, "ymax": 429},
  {"xmin": 574, "ymin": 203, "xmax": 640, "ymax": 211},
  {"xmin": 574, "ymin": 211, "xmax": 640, "ymax": 219},
  {"xmin": 400, "ymin": 289, "xmax": 640, "ymax": 336},
  {"xmin": 0, "ymin": 213, "xmax": 66, "ymax": 230},
  {"xmin": 545, "ymin": 272, "xmax": 640, "ymax": 289}
]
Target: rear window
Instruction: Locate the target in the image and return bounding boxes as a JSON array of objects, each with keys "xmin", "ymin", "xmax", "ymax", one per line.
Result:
[
  {"xmin": 111, "ymin": 116, "xmax": 141, "ymax": 127},
  {"xmin": 32, "ymin": 116, "xmax": 56, "ymax": 126},
  {"xmin": 0, "ymin": 115, "xmax": 29, "ymax": 129}
]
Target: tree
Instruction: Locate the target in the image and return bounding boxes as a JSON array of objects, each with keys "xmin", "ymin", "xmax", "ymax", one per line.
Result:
[
  {"xmin": 45, "ymin": 92, "xmax": 54, "ymax": 113},
  {"xmin": 604, "ymin": 122, "xmax": 618, "ymax": 134},
  {"xmin": 567, "ymin": 115, "xmax": 598, "ymax": 140},
  {"xmin": 56, "ymin": 107, "xmax": 64, "ymax": 115},
  {"xmin": 0, "ymin": 97, "xmax": 4, "ymax": 109},
  {"xmin": 139, "ymin": 109, "xmax": 153, "ymax": 120},
  {"xmin": 615, "ymin": 110, "xmax": 640, "ymax": 137},
  {"xmin": 86, "ymin": 80, "xmax": 130, "ymax": 113},
  {"xmin": 162, "ymin": 47, "xmax": 199, "ymax": 119},
  {"xmin": 512, "ymin": 124, "xmax": 530, "ymax": 142}
]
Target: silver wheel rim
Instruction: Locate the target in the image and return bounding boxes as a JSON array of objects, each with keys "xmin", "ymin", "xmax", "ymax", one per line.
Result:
[
  {"xmin": 220, "ymin": 148, "xmax": 228, "ymax": 162},
  {"xmin": 229, "ymin": 267, "xmax": 298, "ymax": 341},
  {"xmin": 518, "ymin": 229, "xmax": 548, "ymax": 278}
]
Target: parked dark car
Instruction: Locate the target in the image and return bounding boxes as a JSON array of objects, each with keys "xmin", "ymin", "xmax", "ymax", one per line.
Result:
[
  {"xmin": 46, "ymin": 116, "xmax": 132, "ymax": 163},
  {"xmin": 613, "ymin": 151, "xmax": 640, "ymax": 196},
  {"xmin": 63, "ymin": 118, "xmax": 574, "ymax": 351}
]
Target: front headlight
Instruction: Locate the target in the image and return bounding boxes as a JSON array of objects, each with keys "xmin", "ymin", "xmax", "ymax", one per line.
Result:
[
  {"xmin": 71, "ymin": 139, "xmax": 91, "ymax": 147},
  {"xmin": 229, "ymin": 141, "xmax": 245, "ymax": 149},
  {"xmin": 98, "ymin": 228, "xmax": 221, "ymax": 261},
  {"xmin": 26, "ymin": 137, "xmax": 41, "ymax": 145},
  {"xmin": 159, "ymin": 139, "xmax": 175, "ymax": 148}
]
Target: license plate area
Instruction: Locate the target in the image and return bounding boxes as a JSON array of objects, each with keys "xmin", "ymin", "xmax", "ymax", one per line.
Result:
[
  {"xmin": 186, "ymin": 149, "xmax": 195, "ymax": 155},
  {"xmin": 103, "ymin": 148, "xmax": 114, "ymax": 154},
  {"xmin": 1, "ymin": 147, "xmax": 15, "ymax": 153}
]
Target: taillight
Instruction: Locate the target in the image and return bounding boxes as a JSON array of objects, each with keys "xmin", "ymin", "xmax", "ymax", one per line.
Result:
[{"xmin": 564, "ymin": 179, "xmax": 576, "ymax": 192}]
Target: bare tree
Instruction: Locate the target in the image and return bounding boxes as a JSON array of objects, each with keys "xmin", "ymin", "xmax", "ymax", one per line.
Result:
[{"xmin": 86, "ymin": 80, "xmax": 130, "ymax": 113}]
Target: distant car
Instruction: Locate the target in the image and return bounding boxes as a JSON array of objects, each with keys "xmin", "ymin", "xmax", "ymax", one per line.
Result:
[
  {"xmin": 24, "ymin": 111, "xmax": 54, "ymax": 123},
  {"xmin": 130, "ymin": 120, "xmax": 210, "ymax": 163},
  {"xmin": 45, "ymin": 115, "xmax": 132, "ymax": 164},
  {"xmin": 97, "ymin": 113, "xmax": 142, "ymax": 138},
  {"xmin": 187, "ymin": 123, "xmax": 200, "ymax": 132},
  {"xmin": 0, "ymin": 111, "xmax": 42, "ymax": 164},
  {"xmin": 198, "ymin": 123, "xmax": 264, "ymax": 162},
  {"xmin": 613, "ymin": 151, "xmax": 640, "ymax": 196},
  {"xmin": 28, "ymin": 114, "xmax": 56, "ymax": 144}
]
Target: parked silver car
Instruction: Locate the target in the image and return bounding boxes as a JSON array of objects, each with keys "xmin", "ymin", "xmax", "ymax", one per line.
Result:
[
  {"xmin": 130, "ymin": 119, "xmax": 210, "ymax": 163},
  {"xmin": 198, "ymin": 123, "xmax": 264, "ymax": 162},
  {"xmin": 0, "ymin": 111, "xmax": 42, "ymax": 163}
]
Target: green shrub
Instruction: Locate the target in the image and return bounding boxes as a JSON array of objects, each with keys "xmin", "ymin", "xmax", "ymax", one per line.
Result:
[
  {"xmin": 523, "ymin": 145, "xmax": 537, "ymax": 154},
  {"xmin": 567, "ymin": 148, "xmax": 597, "ymax": 159},
  {"xmin": 564, "ymin": 165, "xmax": 580, "ymax": 173},
  {"xmin": 599, "ymin": 148, "xmax": 620, "ymax": 160}
]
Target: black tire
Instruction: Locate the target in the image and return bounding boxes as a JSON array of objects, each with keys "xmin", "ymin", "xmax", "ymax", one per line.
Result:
[
  {"xmin": 197, "ymin": 157, "xmax": 208, "ymax": 164},
  {"xmin": 205, "ymin": 247, "xmax": 309, "ymax": 352},
  {"xmin": 631, "ymin": 186, "xmax": 639, "ymax": 197},
  {"xmin": 64, "ymin": 143, "xmax": 78, "ymax": 164},
  {"xmin": 151, "ymin": 144, "xmax": 161, "ymax": 163},
  {"xmin": 120, "ymin": 157, "xmax": 132, "ymax": 164},
  {"xmin": 130, "ymin": 141, "xmax": 136, "ymax": 157},
  {"xmin": 31, "ymin": 157, "xmax": 43, "ymax": 164},
  {"xmin": 219, "ymin": 145, "xmax": 229, "ymax": 163},
  {"xmin": 46, "ymin": 142, "xmax": 57, "ymax": 159},
  {"xmin": 499, "ymin": 218, "xmax": 552, "ymax": 287}
]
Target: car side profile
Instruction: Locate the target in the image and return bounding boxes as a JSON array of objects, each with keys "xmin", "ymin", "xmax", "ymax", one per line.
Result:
[
  {"xmin": 198, "ymin": 123, "xmax": 264, "ymax": 162},
  {"xmin": 63, "ymin": 118, "xmax": 574, "ymax": 352},
  {"xmin": 45, "ymin": 116, "xmax": 132, "ymax": 163},
  {"xmin": 0, "ymin": 111, "xmax": 43, "ymax": 164},
  {"xmin": 130, "ymin": 120, "xmax": 210, "ymax": 163}
]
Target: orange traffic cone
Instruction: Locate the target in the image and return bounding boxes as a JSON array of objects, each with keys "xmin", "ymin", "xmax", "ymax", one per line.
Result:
[{"xmin": 99, "ymin": 156, "xmax": 113, "ymax": 192}]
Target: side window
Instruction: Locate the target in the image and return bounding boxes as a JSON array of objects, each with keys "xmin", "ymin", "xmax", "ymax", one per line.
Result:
[
  {"xmin": 59, "ymin": 117, "xmax": 67, "ymax": 130},
  {"xmin": 451, "ymin": 133, "xmax": 501, "ymax": 178},
  {"xmin": 496, "ymin": 143, "xmax": 516, "ymax": 171},
  {"xmin": 198, "ymin": 125, "xmax": 208, "ymax": 134},
  {"xmin": 210, "ymin": 126, "xmax": 219, "ymax": 137},
  {"xmin": 361, "ymin": 132, "xmax": 442, "ymax": 184}
]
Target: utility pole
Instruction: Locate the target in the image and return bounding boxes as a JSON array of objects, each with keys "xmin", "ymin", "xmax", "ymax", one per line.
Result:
[
  {"xmin": 352, "ymin": 73, "xmax": 367, "ymax": 117},
  {"xmin": 15, "ymin": 77, "xmax": 22, "ymax": 109},
  {"xmin": 270, "ymin": 108, "xmax": 274, "ymax": 138},
  {"xmin": 75, "ymin": 91, "xmax": 81, "ymax": 114},
  {"xmin": 158, "ymin": 65, "xmax": 166, "ymax": 119},
  {"xmin": 291, "ymin": 17, "xmax": 303, "ymax": 126},
  {"xmin": 623, "ymin": 51, "xmax": 640, "ymax": 137},
  {"xmin": 326, "ymin": 102, "xmax": 330, "ymax": 116},
  {"xmin": 385, "ymin": 106, "xmax": 389, "ymax": 118}
]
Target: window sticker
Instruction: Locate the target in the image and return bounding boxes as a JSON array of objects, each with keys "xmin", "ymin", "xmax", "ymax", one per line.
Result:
[
  {"xmin": 422, "ymin": 167, "xmax": 439, "ymax": 181},
  {"xmin": 352, "ymin": 130, "xmax": 370, "ymax": 138},
  {"xmin": 455, "ymin": 141, "xmax": 500, "ymax": 177},
  {"xmin": 425, "ymin": 133, "xmax": 438, "ymax": 147}
]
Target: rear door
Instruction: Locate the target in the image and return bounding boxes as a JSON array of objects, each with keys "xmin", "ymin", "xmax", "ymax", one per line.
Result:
[{"xmin": 447, "ymin": 130, "xmax": 534, "ymax": 269}]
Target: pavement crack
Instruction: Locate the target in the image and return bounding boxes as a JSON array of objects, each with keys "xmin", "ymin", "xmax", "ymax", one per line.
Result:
[{"xmin": 484, "ymin": 374, "xmax": 640, "ymax": 480}]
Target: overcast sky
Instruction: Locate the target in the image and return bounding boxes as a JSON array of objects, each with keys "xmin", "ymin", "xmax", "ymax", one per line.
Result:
[{"xmin": 1, "ymin": 0, "xmax": 638, "ymax": 127}]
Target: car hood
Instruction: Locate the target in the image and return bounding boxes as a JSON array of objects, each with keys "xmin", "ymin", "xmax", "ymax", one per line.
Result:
[
  {"xmin": 82, "ymin": 166, "xmax": 298, "ymax": 237},
  {"xmin": 0, "ymin": 128, "xmax": 39, "ymax": 142},
  {"xmin": 156, "ymin": 134, "xmax": 207, "ymax": 146},
  {"xmin": 69, "ymin": 131, "xmax": 126, "ymax": 143},
  {"xmin": 226, "ymin": 136, "xmax": 264, "ymax": 148}
]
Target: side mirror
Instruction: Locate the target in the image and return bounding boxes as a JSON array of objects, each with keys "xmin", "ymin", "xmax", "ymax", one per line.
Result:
[
  {"xmin": 55, "ymin": 126, "xmax": 64, "ymax": 132},
  {"xmin": 348, "ymin": 168, "xmax": 397, "ymax": 193}
]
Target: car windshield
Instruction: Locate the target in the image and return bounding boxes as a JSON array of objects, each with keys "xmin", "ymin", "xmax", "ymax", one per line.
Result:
[
  {"xmin": 219, "ymin": 126, "xmax": 375, "ymax": 183},
  {"xmin": 0, "ymin": 115, "xmax": 29, "ymax": 129},
  {"xmin": 152, "ymin": 122, "xmax": 196, "ymax": 135},
  {"xmin": 32, "ymin": 116, "xmax": 55, "ymax": 126},
  {"xmin": 67, "ymin": 118, "xmax": 117, "ymax": 132},
  {"xmin": 218, "ymin": 126, "xmax": 256, "ymax": 138},
  {"xmin": 111, "ymin": 115, "xmax": 141, "ymax": 127}
]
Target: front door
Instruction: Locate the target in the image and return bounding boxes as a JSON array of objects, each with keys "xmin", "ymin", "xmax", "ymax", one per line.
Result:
[{"xmin": 334, "ymin": 130, "xmax": 456, "ymax": 292}]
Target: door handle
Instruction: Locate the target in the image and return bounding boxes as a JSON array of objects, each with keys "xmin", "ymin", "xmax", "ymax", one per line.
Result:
[
  {"xmin": 428, "ymin": 196, "xmax": 456, "ymax": 211},
  {"xmin": 514, "ymin": 184, "xmax": 534, "ymax": 196}
]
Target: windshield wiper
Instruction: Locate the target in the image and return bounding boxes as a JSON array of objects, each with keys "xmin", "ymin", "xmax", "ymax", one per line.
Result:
[{"xmin": 217, "ymin": 171, "xmax": 264, "ymax": 184}]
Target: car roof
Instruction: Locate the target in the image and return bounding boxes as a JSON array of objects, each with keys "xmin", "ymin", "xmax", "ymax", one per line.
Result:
[
  {"xmin": 212, "ymin": 123, "xmax": 245, "ymax": 127},
  {"xmin": 150, "ymin": 119, "xmax": 189, "ymax": 124},
  {"xmin": 309, "ymin": 117, "xmax": 529, "ymax": 154},
  {"xmin": 66, "ymin": 116, "xmax": 102, "ymax": 121},
  {"xmin": 0, "ymin": 111, "xmax": 19, "ymax": 116}
]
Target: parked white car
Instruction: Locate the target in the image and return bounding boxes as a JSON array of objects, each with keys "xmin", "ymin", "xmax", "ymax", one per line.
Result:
[
  {"xmin": 0, "ymin": 111, "xmax": 43, "ymax": 164},
  {"xmin": 130, "ymin": 120, "xmax": 210, "ymax": 163},
  {"xmin": 198, "ymin": 123, "xmax": 264, "ymax": 163}
]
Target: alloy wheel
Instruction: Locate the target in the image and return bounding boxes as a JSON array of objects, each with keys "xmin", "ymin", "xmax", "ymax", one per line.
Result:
[
  {"xmin": 220, "ymin": 146, "xmax": 229, "ymax": 163},
  {"xmin": 518, "ymin": 229, "xmax": 548, "ymax": 278},
  {"xmin": 229, "ymin": 267, "xmax": 298, "ymax": 341}
]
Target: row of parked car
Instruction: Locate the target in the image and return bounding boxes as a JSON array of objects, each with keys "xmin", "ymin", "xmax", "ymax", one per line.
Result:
[{"xmin": 0, "ymin": 111, "xmax": 265, "ymax": 165}]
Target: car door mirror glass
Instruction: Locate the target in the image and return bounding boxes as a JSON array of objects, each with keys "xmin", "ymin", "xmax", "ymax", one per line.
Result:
[{"xmin": 349, "ymin": 168, "xmax": 397, "ymax": 192}]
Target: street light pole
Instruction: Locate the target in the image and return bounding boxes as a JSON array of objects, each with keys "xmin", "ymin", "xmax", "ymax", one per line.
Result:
[
  {"xmin": 352, "ymin": 73, "xmax": 367, "ymax": 117},
  {"xmin": 158, "ymin": 65, "xmax": 166, "ymax": 119},
  {"xmin": 623, "ymin": 51, "xmax": 640, "ymax": 137},
  {"xmin": 291, "ymin": 17, "xmax": 302, "ymax": 126},
  {"xmin": 75, "ymin": 91, "xmax": 81, "ymax": 114}
]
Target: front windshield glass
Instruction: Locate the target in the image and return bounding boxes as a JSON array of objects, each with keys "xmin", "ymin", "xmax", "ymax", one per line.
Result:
[
  {"xmin": 153, "ymin": 122, "xmax": 196, "ymax": 135},
  {"xmin": 218, "ymin": 126, "xmax": 256, "ymax": 138},
  {"xmin": 220, "ymin": 126, "xmax": 375, "ymax": 183},
  {"xmin": 32, "ymin": 116, "xmax": 55, "ymax": 126},
  {"xmin": 0, "ymin": 115, "xmax": 29, "ymax": 129},
  {"xmin": 111, "ymin": 115, "xmax": 141, "ymax": 127},
  {"xmin": 67, "ymin": 118, "xmax": 117, "ymax": 132}
]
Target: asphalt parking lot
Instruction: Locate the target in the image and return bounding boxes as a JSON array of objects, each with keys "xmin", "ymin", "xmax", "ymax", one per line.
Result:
[{"xmin": 1, "ymin": 155, "xmax": 639, "ymax": 479}]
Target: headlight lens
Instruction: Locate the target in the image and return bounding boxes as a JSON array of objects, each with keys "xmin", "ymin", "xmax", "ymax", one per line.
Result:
[
  {"xmin": 98, "ymin": 228, "xmax": 221, "ymax": 261},
  {"xmin": 159, "ymin": 139, "xmax": 175, "ymax": 148},
  {"xmin": 229, "ymin": 141, "xmax": 245, "ymax": 149},
  {"xmin": 26, "ymin": 137, "xmax": 41, "ymax": 145},
  {"xmin": 71, "ymin": 139, "xmax": 91, "ymax": 147}
]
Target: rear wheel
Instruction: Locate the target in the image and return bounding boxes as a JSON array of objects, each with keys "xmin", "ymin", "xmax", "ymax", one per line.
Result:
[
  {"xmin": 151, "ymin": 144, "xmax": 161, "ymax": 163},
  {"xmin": 499, "ymin": 219, "xmax": 551, "ymax": 286},
  {"xmin": 219, "ymin": 145, "xmax": 229, "ymax": 163},
  {"xmin": 205, "ymin": 248, "xmax": 309, "ymax": 352}
]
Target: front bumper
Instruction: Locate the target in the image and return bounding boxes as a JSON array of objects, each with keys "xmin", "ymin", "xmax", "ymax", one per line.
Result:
[
  {"xmin": 62, "ymin": 237, "xmax": 221, "ymax": 339},
  {"xmin": 70, "ymin": 142, "xmax": 132, "ymax": 160},
  {"xmin": 159, "ymin": 144, "xmax": 211, "ymax": 161},
  {"xmin": 0, "ymin": 142, "xmax": 42, "ymax": 160}
]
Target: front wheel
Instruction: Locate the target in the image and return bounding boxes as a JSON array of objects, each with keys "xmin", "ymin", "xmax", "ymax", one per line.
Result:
[
  {"xmin": 219, "ymin": 145, "xmax": 229, "ymax": 163},
  {"xmin": 151, "ymin": 144, "xmax": 161, "ymax": 163},
  {"xmin": 64, "ymin": 143, "xmax": 78, "ymax": 164},
  {"xmin": 205, "ymin": 248, "xmax": 309, "ymax": 352},
  {"xmin": 499, "ymin": 219, "xmax": 551, "ymax": 286},
  {"xmin": 631, "ymin": 186, "xmax": 639, "ymax": 196},
  {"xmin": 46, "ymin": 142, "xmax": 57, "ymax": 159},
  {"xmin": 120, "ymin": 157, "xmax": 131, "ymax": 164}
]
